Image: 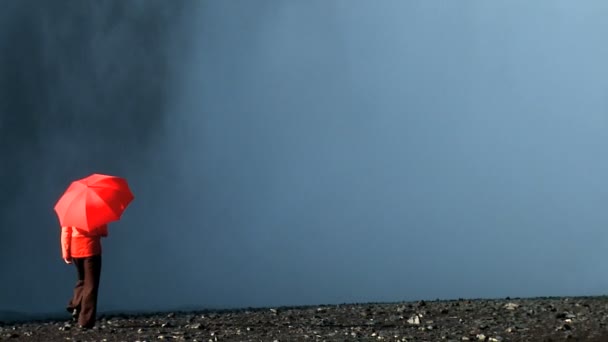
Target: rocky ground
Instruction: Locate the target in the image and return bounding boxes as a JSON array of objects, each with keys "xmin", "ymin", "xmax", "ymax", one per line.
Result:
[{"xmin": 2, "ymin": 296, "xmax": 608, "ymax": 341}]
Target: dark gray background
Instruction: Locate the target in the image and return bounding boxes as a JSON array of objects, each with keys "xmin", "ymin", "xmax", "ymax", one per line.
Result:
[{"xmin": 2, "ymin": 0, "xmax": 608, "ymax": 316}]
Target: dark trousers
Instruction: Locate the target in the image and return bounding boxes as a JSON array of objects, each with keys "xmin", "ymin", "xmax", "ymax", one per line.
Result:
[{"xmin": 67, "ymin": 255, "xmax": 102, "ymax": 328}]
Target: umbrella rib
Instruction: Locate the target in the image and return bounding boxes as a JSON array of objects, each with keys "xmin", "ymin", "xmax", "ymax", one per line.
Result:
[{"xmin": 88, "ymin": 189, "xmax": 123, "ymax": 221}]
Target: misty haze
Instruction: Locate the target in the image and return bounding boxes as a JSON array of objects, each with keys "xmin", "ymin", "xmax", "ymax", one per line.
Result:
[{"xmin": 2, "ymin": 0, "xmax": 608, "ymax": 322}]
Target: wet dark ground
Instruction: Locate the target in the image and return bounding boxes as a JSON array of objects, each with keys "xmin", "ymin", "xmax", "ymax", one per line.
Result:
[{"xmin": 2, "ymin": 296, "xmax": 608, "ymax": 341}]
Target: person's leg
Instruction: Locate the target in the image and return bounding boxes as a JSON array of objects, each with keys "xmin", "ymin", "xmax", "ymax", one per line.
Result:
[
  {"xmin": 78, "ymin": 254, "xmax": 102, "ymax": 328},
  {"xmin": 67, "ymin": 258, "xmax": 85, "ymax": 316}
]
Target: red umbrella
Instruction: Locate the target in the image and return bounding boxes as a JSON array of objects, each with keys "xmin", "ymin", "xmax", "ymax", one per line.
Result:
[{"xmin": 54, "ymin": 173, "xmax": 134, "ymax": 231}]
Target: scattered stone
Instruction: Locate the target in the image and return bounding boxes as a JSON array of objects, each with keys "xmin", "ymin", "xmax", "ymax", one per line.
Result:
[
  {"xmin": 188, "ymin": 323, "xmax": 203, "ymax": 329},
  {"xmin": 3, "ymin": 297, "xmax": 608, "ymax": 340},
  {"xmin": 407, "ymin": 315, "xmax": 421, "ymax": 325}
]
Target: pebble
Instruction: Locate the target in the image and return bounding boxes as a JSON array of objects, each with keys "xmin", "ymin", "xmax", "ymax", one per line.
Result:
[{"xmin": 2, "ymin": 297, "xmax": 608, "ymax": 340}]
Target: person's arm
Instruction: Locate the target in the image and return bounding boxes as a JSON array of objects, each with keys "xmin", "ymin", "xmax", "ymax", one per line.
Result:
[{"xmin": 61, "ymin": 226, "xmax": 72, "ymax": 264}]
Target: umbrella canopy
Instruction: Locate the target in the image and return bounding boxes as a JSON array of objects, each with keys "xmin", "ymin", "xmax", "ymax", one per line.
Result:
[{"xmin": 54, "ymin": 173, "xmax": 134, "ymax": 231}]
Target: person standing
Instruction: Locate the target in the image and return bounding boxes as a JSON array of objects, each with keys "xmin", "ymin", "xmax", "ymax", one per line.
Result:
[{"xmin": 61, "ymin": 224, "xmax": 108, "ymax": 329}]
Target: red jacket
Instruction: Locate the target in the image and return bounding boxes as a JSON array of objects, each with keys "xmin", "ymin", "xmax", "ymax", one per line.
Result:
[{"xmin": 61, "ymin": 225, "xmax": 108, "ymax": 259}]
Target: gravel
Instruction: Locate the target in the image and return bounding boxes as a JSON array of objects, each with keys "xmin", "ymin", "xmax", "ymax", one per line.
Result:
[{"xmin": 2, "ymin": 296, "xmax": 608, "ymax": 341}]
